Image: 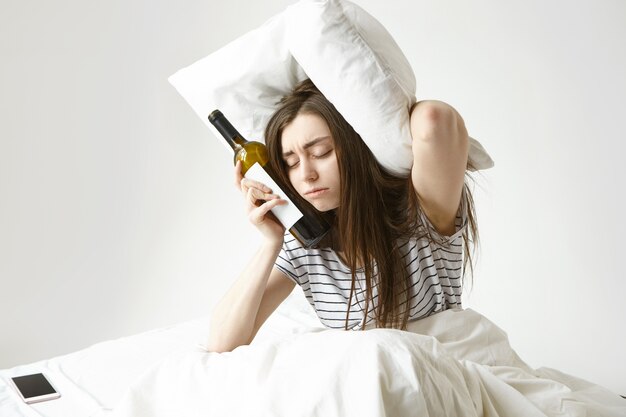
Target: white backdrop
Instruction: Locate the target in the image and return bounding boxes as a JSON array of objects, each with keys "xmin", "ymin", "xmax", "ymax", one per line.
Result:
[{"xmin": 1, "ymin": 0, "xmax": 624, "ymax": 395}]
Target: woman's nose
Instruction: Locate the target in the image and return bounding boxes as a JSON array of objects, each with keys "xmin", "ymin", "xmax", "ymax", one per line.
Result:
[{"xmin": 300, "ymin": 160, "xmax": 318, "ymax": 181}]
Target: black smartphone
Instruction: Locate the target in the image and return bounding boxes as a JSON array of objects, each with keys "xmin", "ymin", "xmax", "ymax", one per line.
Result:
[{"xmin": 9, "ymin": 373, "xmax": 61, "ymax": 404}]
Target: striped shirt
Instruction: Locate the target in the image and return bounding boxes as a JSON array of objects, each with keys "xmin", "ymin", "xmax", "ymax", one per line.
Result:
[{"xmin": 274, "ymin": 189, "xmax": 469, "ymax": 330}]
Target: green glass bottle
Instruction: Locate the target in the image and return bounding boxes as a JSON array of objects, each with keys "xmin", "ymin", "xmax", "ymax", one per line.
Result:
[{"xmin": 209, "ymin": 109, "xmax": 331, "ymax": 248}]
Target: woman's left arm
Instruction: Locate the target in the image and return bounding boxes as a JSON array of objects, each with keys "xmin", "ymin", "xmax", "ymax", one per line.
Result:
[{"xmin": 409, "ymin": 100, "xmax": 469, "ymax": 237}]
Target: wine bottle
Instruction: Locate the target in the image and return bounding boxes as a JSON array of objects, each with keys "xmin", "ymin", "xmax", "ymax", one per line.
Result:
[{"xmin": 208, "ymin": 109, "xmax": 331, "ymax": 248}]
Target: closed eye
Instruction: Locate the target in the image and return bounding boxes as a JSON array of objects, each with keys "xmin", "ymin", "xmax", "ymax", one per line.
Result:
[
  {"xmin": 287, "ymin": 150, "xmax": 332, "ymax": 169},
  {"xmin": 314, "ymin": 150, "xmax": 332, "ymax": 159}
]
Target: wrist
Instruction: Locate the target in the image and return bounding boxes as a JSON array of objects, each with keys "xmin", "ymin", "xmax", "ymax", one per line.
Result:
[{"xmin": 262, "ymin": 238, "xmax": 283, "ymax": 251}]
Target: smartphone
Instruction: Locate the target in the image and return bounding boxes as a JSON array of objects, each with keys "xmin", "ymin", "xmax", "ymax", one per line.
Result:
[{"xmin": 9, "ymin": 373, "xmax": 61, "ymax": 404}]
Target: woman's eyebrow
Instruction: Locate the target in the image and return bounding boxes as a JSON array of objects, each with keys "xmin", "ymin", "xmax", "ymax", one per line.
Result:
[{"xmin": 282, "ymin": 136, "xmax": 330, "ymax": 158}]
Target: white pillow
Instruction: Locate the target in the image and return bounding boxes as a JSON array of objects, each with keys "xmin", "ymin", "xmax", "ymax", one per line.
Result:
[{"xmin": 168, "ymin": 0, "xmax": 494, "ymax": 175}]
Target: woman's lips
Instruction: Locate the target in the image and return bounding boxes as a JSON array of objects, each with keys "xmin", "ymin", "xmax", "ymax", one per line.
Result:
[{"xmin": 306, "ymin": 188, "xmax": 328, "ymax": 197}]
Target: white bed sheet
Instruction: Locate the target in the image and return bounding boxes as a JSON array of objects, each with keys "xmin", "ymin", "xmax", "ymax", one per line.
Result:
[
  {"xmin": 0, "ymin": 289, "xmax": 322, "ymax": 417},
  {"xmin": 1, "ymin": 289, "xmax": 624, "ymax": 417},
  {"xmin": 107, "ymin": 308, "xmax": 626, "ymax": 417}
]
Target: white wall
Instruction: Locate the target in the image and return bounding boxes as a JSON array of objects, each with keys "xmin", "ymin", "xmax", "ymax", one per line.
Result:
[{"xmin": 1, "ymin": 0, "xmax": 624, "ymax": 395}]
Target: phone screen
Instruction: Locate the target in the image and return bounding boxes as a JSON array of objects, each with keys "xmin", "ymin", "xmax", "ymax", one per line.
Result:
[{"xmin": 11, "ymin": 373, "xmax": 57, "ymax": 398}]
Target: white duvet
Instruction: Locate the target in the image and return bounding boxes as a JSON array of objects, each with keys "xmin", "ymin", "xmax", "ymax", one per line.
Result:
[{"xmin": 108, "ymin": 308, "xmax": 625, "ymax": 417}]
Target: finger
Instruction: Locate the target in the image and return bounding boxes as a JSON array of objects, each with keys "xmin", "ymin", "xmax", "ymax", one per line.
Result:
[
  {"xmin": 234, "ymin": 160, "xmax": 243, "ymax": 188},
  {"xmin": 246, "ymin": 187, "xmax": 266, "ymax": 209},
  {"xmin": 249, "ymin": 198, "xmax": 287, "ymax": 224},
  {"xmin": 247, "ymin": 187, "xmax": 278, "ymax": 207},
  {"xmin": 241, "ymin": 177, "xmax": 272, "ymax": 193}
]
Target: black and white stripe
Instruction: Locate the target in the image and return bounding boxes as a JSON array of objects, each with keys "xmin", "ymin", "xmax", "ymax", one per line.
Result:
[{"xmin": 275, "ymin": 191, "xmax": 468, "ymax": 330}]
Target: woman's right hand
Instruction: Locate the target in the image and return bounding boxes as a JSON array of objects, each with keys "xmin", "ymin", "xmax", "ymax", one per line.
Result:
[{"xmin": 235, "ymin": 160, "xmax": 287, "ymax": 244}]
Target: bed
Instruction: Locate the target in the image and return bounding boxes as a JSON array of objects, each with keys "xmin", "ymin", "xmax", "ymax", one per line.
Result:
[{"xmin": 1, "ymin": 287, "xmax": 624, "ymax": 417}]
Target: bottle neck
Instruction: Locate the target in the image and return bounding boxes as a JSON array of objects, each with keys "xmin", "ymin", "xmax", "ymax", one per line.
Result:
[{"xmin": 208, "ymin": 110, "xmax": 248, "ymax": 152}]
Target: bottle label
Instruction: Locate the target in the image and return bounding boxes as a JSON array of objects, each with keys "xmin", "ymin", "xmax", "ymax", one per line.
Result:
[{"xmin": 245, "ymin": 163, "xmax": 304, "ymax": 230}]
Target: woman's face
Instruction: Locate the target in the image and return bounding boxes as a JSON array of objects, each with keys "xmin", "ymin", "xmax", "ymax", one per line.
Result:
[{"xmin": 280, "ymin": 113, "xmax": 341, "ymax": 212}]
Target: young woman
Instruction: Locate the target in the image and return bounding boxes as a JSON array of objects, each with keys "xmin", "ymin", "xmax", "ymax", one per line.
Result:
[{"xmin": 207, "ymin": 79, "xmax": 479, "ymax": 353}]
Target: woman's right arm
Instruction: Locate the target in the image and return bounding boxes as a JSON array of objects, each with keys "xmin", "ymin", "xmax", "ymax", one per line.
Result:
[
  {"xmin": 206, "ymin": 244, "xmax": 294, "ymax": 353},
  {"xmin": 205, "ymin": 160, "xmax": 294, "ymax": 353}
]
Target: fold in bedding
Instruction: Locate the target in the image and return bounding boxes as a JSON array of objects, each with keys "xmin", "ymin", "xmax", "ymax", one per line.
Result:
[
  {"xmin": 108, "ymin": 308, "xmax": 625, "ymax": 417},
  {"xmin": 1, "ymin": 291, "xmax": 624, "ymax": 417}
]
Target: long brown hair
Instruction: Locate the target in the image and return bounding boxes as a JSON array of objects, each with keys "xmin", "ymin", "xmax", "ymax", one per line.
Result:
[{"xmin": 264, "ymin": 79, "xmax": 480, "ymax": 330}]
